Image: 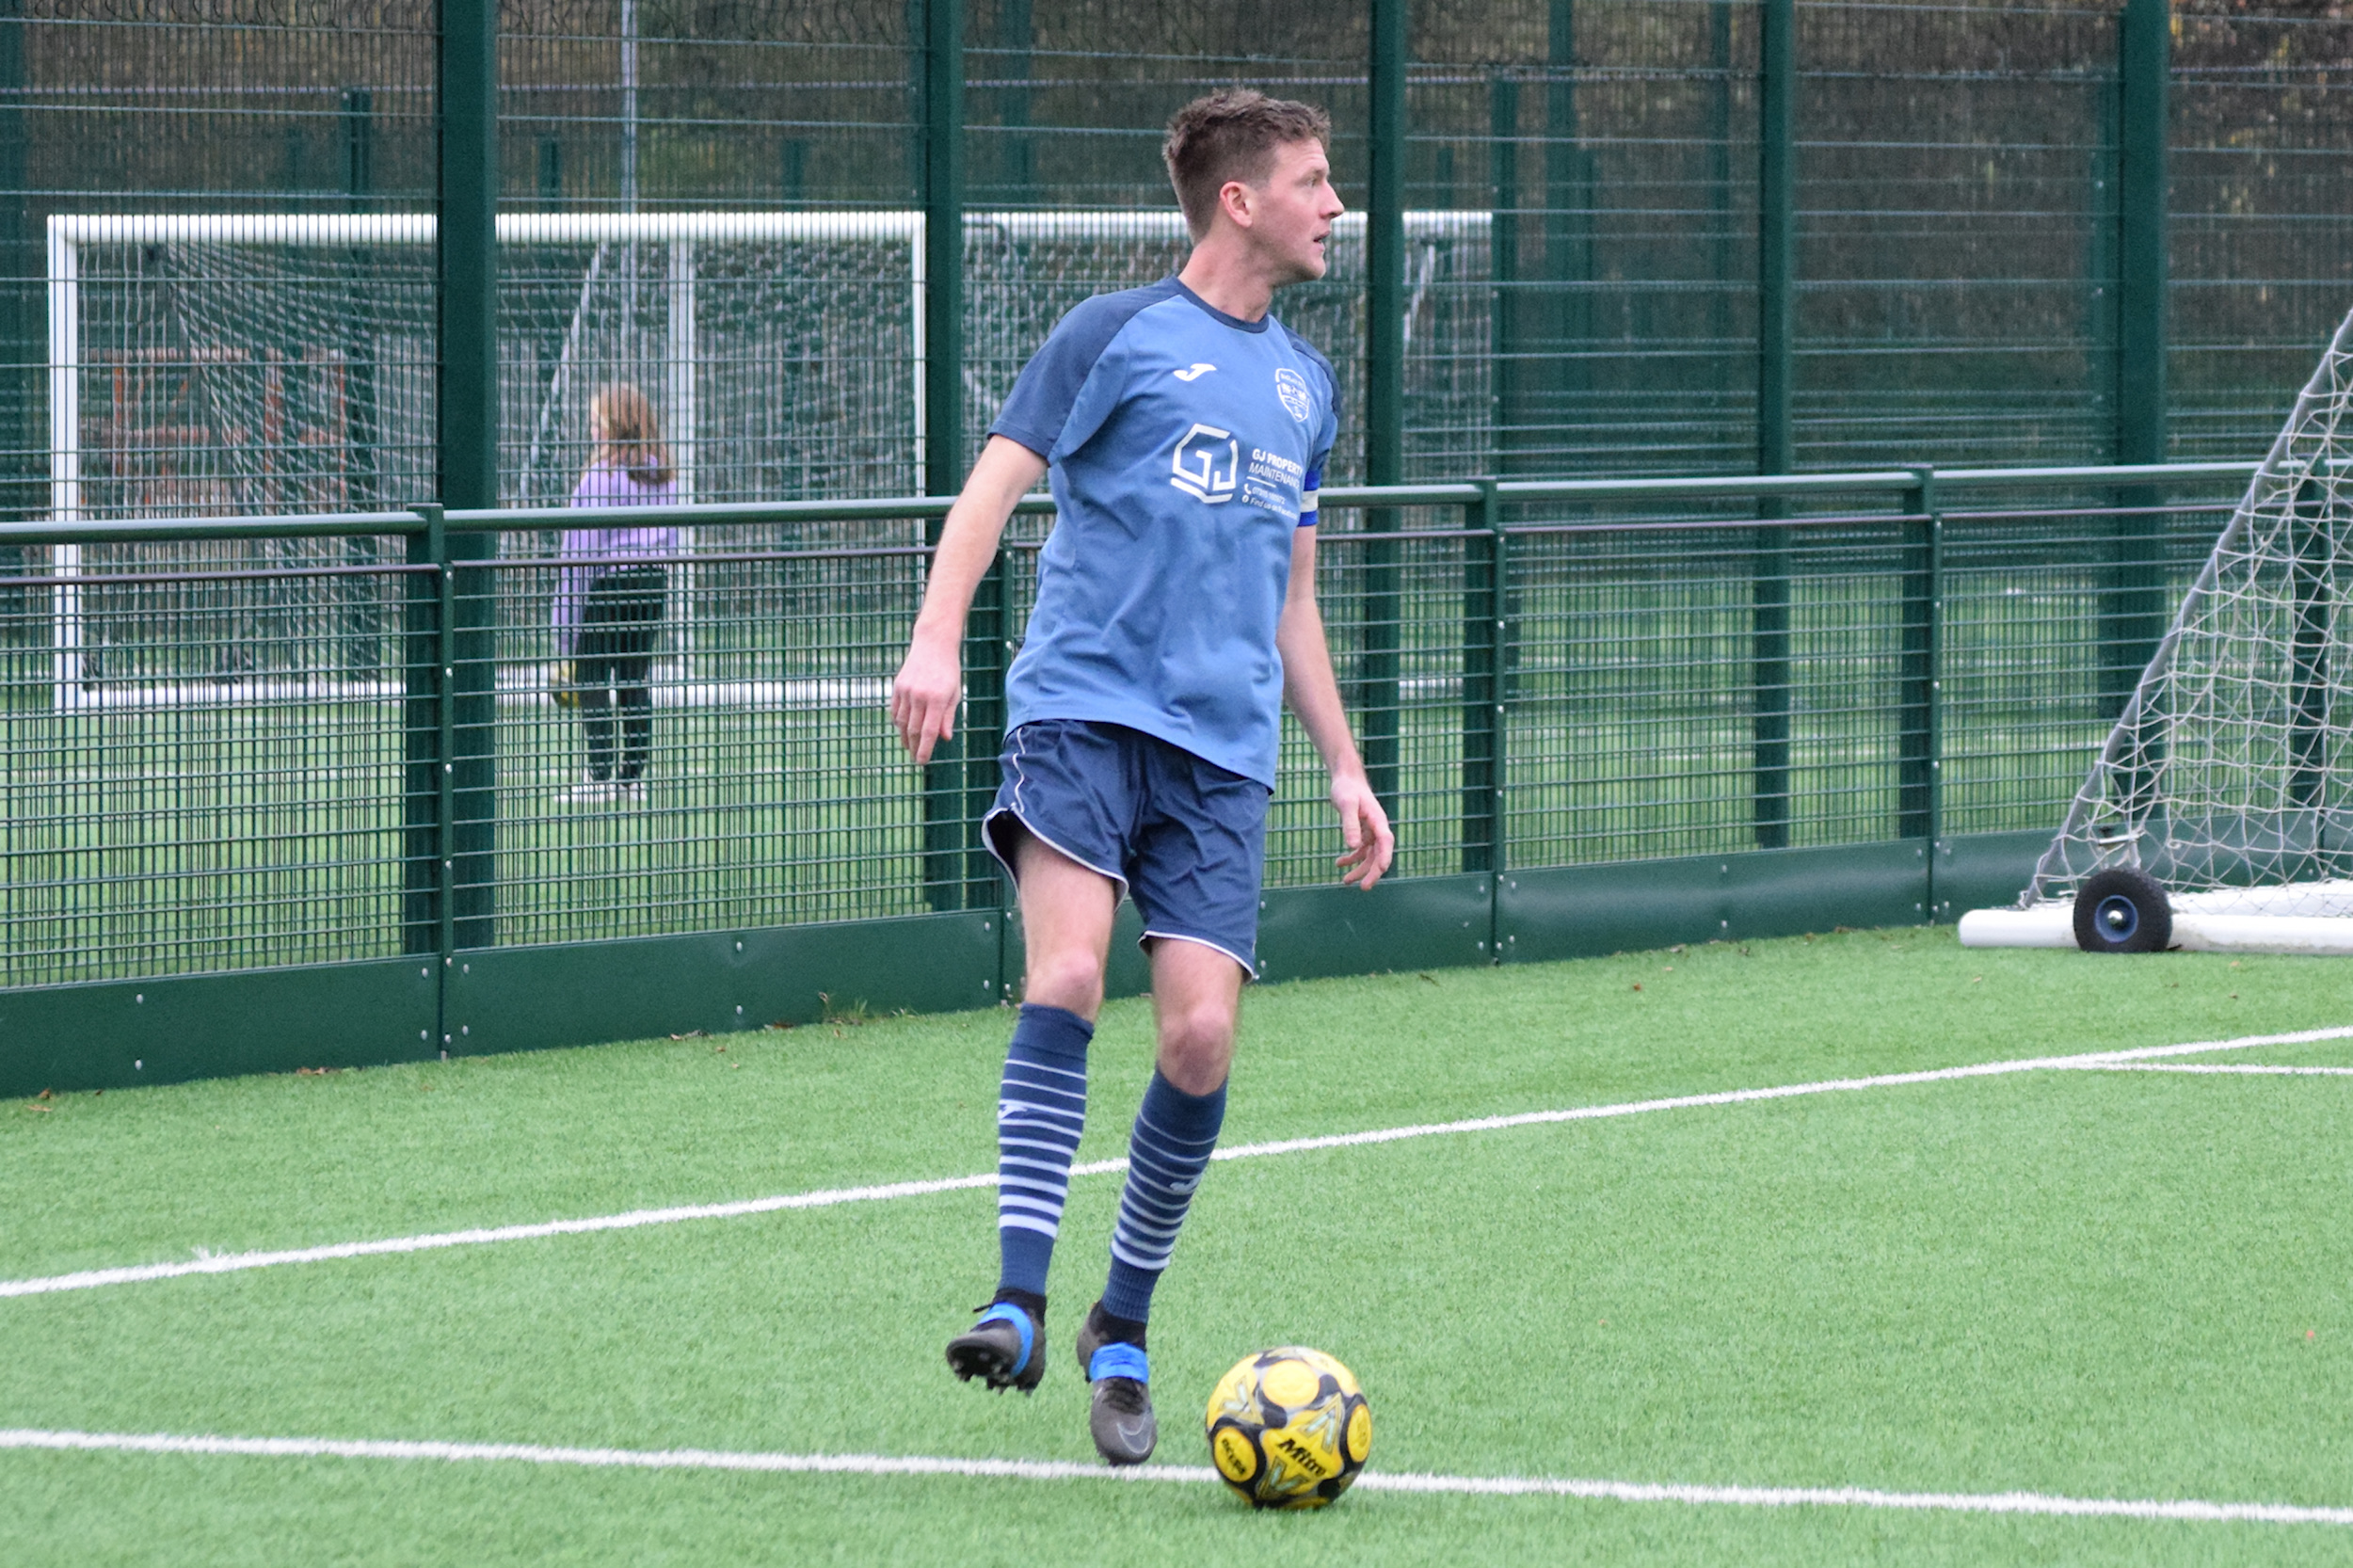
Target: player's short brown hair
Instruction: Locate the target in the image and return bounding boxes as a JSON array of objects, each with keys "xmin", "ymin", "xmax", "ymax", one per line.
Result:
[{"xmin": 1162, "ymin": 89, "xmax": 1333, "ymax": 239}]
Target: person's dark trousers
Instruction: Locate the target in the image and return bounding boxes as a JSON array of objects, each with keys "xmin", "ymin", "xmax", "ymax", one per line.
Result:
[{"xmin": 574, "ymin": 567, "xmax": 666, "ymax": 783}]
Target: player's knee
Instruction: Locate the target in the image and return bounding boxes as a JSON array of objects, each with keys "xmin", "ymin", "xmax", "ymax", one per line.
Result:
[
  {"xmin": 1022, "ymin": 951, "xmax": 1105, "ymax": 1017},
  {"xmin": 1156, "ymin": 1001, "xmax": 1235, "ymax": 1092}
]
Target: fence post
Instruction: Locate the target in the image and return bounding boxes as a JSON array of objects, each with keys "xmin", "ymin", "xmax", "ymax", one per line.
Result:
[
  {"xmin": 2105, "ymin": 0, "xmax": 2169, "ymax": 718},
  {"xmin": 1489, "ymin": 73, "xmax": 1520, "ymax": 476},
  {"xmin": 1897, "ymin": 468, "xmax": 1940, "ymax": 873},
  {"xmin": 0, "ymin": 0, "xmax": 35, "ymax": 530},
  {"xmin": 1360, "ymin": 0, "xmax": 1406, "ymax": 816},
  {"xmin": 1752, "ymin": 0, "xmax": 1796, "ymax": 850},
  {"xmin": 1545, "ymin": 0, "xmax": 1587, "ymax": 458},
  {"xmin": 403, "ymin": 505, "xmax": 446, "ymax": 962},
  {"xmin": 2116, "ymin": 0, "xmax": 2168, "ymax": 473},
  {"xmin": 1758, "ymin": 0, "xmax": 1795, "ymax": 474},
  {"xmin": 994, "ymin": 0, "xmax": 1036, "ymax": 206},
  {"xmin": 1461, "ymin": 481, "xmax": 1506, "ymax": 882},
  {"xmin": 445, "ymin": 532, "xmax": 497, "ymax": 953},
  {"xmin": 920, "ymin": 0, "xmax": 968, "ymax": 911},
  {"xmin": 438, "ymin": 0, "xmax": 498, "ymax": 952},
  {"xmin": 436, "ymin": 514, "xmax": 460, "ymax": 974}
]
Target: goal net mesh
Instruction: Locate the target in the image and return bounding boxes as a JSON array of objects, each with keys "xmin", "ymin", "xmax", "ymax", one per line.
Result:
[
  {"xmin": 62, "ymin": 213, "xmax": 1494, "ymax": 523},
  {"xmin": 2026, "ymin": 305, "xmax": 2353, "ymax": 917}
]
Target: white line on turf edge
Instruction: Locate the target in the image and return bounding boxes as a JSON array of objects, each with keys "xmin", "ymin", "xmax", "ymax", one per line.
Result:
[
  {"xmin": 2, "ymin": 1428, "xmax": 2348, "ymax": 1528},
  {"xmin": 2061, "ymin": 1063, "xmax": 2353, "ymax": 1077},
  {"xmin": 3, "ymin": 1024, "xmax": 2346, "ymax": 1304}
]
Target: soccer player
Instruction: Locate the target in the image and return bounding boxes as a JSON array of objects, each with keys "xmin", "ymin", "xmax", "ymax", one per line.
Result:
[{"xmin": 890, "ymin": 88, "xmax": 1394, "ymax": 1466}]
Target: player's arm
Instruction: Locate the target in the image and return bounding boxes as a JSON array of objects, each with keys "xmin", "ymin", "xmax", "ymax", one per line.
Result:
[
  {"xmin": 1275, "ymin": 524, "xmax": 1396, "ymax": 890},
  {"xmin": 891, "ymin": 435, "xmax": 1048, "ymax": 763}
]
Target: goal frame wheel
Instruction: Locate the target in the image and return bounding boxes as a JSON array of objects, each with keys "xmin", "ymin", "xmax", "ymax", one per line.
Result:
[{"xmin": 2073, "ymin": 868, "xmax": 2173, "ymax": 954}]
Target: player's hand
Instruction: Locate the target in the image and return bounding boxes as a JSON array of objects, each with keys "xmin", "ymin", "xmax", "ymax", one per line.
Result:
[
  {"xmin": 1330, "ymin": 771, "xmax": 1394, "ymax": 890},
  {"xmin": 890, "ymin": 632, "xmax": 962, "ymax": 763}
]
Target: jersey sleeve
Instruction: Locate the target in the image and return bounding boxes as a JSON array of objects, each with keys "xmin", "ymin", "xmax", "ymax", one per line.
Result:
[
  {"xmin": 1292, "ymin": 333, "xmax": 1342, "ymax": 526},
  {"xmin": 987, "ymin": 289, "xmax": 1158, "ymax": 461}
]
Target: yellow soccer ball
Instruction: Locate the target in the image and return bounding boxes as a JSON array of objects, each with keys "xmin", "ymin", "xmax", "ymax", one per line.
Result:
[{"xmin": 1204, "ymin": 1347, "xmax": 1371, "ymax": 1510}]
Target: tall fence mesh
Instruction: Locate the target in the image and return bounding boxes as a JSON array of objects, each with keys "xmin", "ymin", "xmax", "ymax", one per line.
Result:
[{"xmin": 0, "ymin": 1, "xmax": 2347, "ymax": 990}]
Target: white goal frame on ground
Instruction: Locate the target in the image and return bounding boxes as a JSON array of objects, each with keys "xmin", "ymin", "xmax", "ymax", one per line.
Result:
[
  {"xmin": 1961, "ymin": 304, "xmax": 2353, "ymax": 955},
  {"xmin": 42, "ymin": 209, "xmax": 1483, "ymax": 712}
]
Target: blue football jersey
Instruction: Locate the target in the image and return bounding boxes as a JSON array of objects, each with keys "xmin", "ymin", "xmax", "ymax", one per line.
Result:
[{"xmin": 988, "ymin": 277, "xmax": 1341, "ymax": 786}]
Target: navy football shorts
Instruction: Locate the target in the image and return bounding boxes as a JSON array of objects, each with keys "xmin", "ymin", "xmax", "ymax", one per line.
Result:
[{"xmin": 984, "ymin": 718, "xmax": 1272, "ymax": 974}]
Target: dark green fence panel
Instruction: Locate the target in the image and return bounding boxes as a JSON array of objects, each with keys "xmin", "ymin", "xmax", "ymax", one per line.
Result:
[
  {"xmin": 2169, "ymin": 8, "xmax": 2353, "ymax": 461},
  {"xmin": 0, "ymin": 460, "xmax": 2259, "ymax": 1094},
  {"xmin": 0, "ymin": 958, "xmax": 438, "ymax": 1096},
  {"xmin": 0, "ymin": 3, "xmax": 2345, "ymax": 523},
  {"xmin": 442, "ymin": 908, "xmax": 1000, "ymax": 1058},
  {"xmin": 0, "ymin": 0, "xmax": 2345, "ymax": 1093}
]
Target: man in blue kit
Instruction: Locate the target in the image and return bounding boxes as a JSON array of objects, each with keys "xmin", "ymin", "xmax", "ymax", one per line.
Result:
[{"xmin": 889, "ymin": 89, "xmax": 1394, "ymax": 1466}]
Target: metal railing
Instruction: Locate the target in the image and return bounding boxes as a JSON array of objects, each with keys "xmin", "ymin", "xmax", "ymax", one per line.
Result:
[{"xmin": 0, "ymin": 459, "xmax": 2252, "ymax": 1000}]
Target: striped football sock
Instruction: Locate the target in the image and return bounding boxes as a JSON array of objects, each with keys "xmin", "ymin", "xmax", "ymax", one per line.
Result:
[
  {"xmin": 994, "ymin": 1003, "xmax": 1094, "ymax": 1300},
  {"xmin": 1100, "ymin": 1069, "xmax": 1227, "ymax": 1324}
]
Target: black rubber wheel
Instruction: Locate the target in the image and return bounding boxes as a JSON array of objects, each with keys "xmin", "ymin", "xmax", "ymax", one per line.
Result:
[{"xmin": 2073, "ymin": 868, "xmax": 2173, "ymax": 953}]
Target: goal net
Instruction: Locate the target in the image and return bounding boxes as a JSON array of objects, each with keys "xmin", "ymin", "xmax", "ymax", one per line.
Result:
[
  {"xmin": 38, "ymin": 210, "xmax": 1491, "ymax": 709},
  {"xmin": 50, "ymin": 209, "xmax": 1492, "ymax": 521},
  {"xmin": 1968, "ymin": 305, "xmax": 2353, "ymax": 950}
]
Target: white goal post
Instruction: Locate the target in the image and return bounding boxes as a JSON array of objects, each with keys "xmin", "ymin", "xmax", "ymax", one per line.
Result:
[
  {"xmin": 1961, "ymin": 305, "xmax": 2353, "ymax": 955},
  {"xmin": 41, "ymin": 208, "xmax": 1487, "ymax": 711}
]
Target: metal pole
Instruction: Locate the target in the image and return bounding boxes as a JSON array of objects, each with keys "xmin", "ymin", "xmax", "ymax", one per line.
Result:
[
  {"xmin": 997, "ymin": 0, "xmax": 1035, "ymax": 206},
  {"xmin": 621, "ymin": 0, "xmax": 639, "ymax": 214},
  {"xmin": 341, "ymin": 88, "xmax": 381, "ymax": 671},
  {"xmin": 404, "ymin": 504, "xmax": 445, "ymax": 957},
  {"xmin": 1461, "ymin": 482, "xmax": 1505, "ymax": 876},
  {"xmin": 1897, "ymin": 467, "xmax": 1937, "ymax": 850},
  {"xmin": 2105, "ymin": 0, "xmax": 2169, "ymax": 719},
  {"xmin": 2116, "ymin": 0, "xmax": 2167, "ymax": 470},
  {"xmin": 1757, "ymin": 0, "xmax": 1794, "ymax": 480},
  {"xmin": 1361, "ymin": 0, "xmax": 1406, "ymax": 816},
  {"xmin": 0, "ymin": 0, "xmax": 32, "ymax": 649},
  {"xmin": 918, "ymin": 0, "xmax": 971, "ymax": 911},
  {"xmin": 1706, "ymin": 1, "xmax": 1733, "ymax": 421},
  {"xmin": 1489, "ymin": 73, "xmax": 1519, "ymax": 476},
  {"xmin": 1752, "ymin": 0, "xmax": 1795, "ymax": 850},
  {"xmin": 439, "ymin": 0, "xmax": 499, "ymax": 949},
  {"xmin": 1545, "ymin": 0, "xmax": 1583, "ymax": 469},
  {"xmin": 1368, "ymin": 0, "xmax": 1405, "ymax": 480}
]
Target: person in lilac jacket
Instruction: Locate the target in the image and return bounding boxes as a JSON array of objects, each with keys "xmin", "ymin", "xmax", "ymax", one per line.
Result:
[{"xmin": 554, "ymin": 383, "xmax": 680, "ymax": 801}]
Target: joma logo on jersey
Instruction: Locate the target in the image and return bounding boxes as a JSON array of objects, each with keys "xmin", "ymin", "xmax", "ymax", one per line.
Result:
[{"xmin": 1170, "ymin": 423, "xmax": 1239, "ymax": 504}]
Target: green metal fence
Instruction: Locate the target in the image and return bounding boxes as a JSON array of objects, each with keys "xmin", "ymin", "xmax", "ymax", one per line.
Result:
[
  {"xmin": 0, "ymin": 1, "xmax": 2346, "ymax": 531},
  {"xmin": 0, "ymin": 458, "xmax": 2255, "ymax": 1094},
  {"xmin": 0, "ymin": 1, "xmax": 2346, "ymax": 1090}
]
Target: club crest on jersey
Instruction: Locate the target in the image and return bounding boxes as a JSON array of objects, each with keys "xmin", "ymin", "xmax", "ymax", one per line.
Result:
[
  {"xmin": 1274, "ymin": 366, "xmax": 1314, "ymax": 422},
  {"xmin": 1170, "ymin": 423, "xmax": 1239, "ymax": 504}
]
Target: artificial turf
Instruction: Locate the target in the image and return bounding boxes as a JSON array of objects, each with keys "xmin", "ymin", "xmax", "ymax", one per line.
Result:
[{"xmin": 3, "ymin": 926, "xmax": 2349, "ymax": 1565}]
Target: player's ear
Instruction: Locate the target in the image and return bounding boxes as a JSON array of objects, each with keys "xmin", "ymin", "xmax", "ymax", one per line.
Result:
[{"xmin": 1218, "ymin": 178, "xmax": 1254, "ymax": 229}]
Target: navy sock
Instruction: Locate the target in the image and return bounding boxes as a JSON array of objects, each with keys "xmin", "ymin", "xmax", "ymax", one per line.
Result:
[
  {"xmin": 1102, "ymin": 1069, "xmax": 1226, "ymax": 1324},
  {"xmin": 994, "ymin": 1003, "xmax": 1094, "ymax": 1300}
]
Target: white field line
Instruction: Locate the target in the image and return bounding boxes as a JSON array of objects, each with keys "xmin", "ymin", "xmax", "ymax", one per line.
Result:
[
  {"xmin": 2060, "ymin": 1063, "xmax": 2353, "ymax": 1077},
  {"xmin": 2, "ymin": 1428, "xmax": 2349, "ymax": 1528},
  {"xmin": 4, "ymin": 1024, "xmax": 2347, "ymax": 1304}
]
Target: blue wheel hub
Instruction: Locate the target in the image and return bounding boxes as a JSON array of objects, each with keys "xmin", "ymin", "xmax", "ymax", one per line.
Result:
[{"xmin": 2095, "ymin": 894, "xmax": 2139, "ymax": 941}]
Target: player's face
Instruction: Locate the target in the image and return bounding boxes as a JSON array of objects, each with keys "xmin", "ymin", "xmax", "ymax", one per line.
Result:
[{"xmin": 1246, "ymin": 138, "xmax": 1344, "ymax": 284}]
